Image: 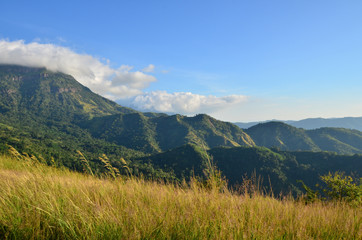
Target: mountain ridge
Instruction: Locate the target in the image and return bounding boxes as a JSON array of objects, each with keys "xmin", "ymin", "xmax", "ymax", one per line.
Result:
[
  {"xmin": 0, "ymin": 64, "xmax": 136, "ymax": 122},
  {"xmin": 245, "ymin": 121, "xmax": 362, "ymax": 154},
  {"xmin": 235, "ymin": 116, "xmax": 362, "ymax": 131},
  {"xmin": 0, "ymin": 64, "xmax": 255, "ymax": 154}
]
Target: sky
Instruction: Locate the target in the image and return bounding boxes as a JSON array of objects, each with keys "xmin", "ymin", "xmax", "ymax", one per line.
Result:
[{"xmin": 1, "ymin": 0, "xmax": 362, "ymax": 122}]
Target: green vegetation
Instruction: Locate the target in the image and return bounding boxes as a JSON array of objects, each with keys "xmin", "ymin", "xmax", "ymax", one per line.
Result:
[
  {"xmin": 0, "ymin": 64, "xmax": 255, "ymax": 155},
  {"xmin": 245, "ymin": 121, "xmax": 319, "ymax": 151},
  {"xmin": 1, "ymin": 155, "xmax": 360, "ymax": 239},
  {"xmin": 0, "ymin": 65, "xmax": 361, "ymax": 238},
  {"xmin": 300, "ymin": 172, "xmax": 362, "ymax": 205},
  {"xmin": 82, "ymin": 113, "xmax": 255, "ymax": 153},
  {"xmin": 0, "ymin": 65, "xmax": 361, "ymax": 196},
  {"xmin": 246, "ymin": 121, "xmax": 362, "ymax": 154},
  {"xmin": 138, "ymin": 145, "xmax": 361, "ymax": 196}
]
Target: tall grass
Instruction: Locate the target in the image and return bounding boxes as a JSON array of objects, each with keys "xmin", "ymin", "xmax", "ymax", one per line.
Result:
[{"xmin": 0, "ymin": 155, "xmax": 361, "ymax": 239}]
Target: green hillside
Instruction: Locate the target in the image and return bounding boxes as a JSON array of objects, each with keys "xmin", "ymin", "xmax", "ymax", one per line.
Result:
[
  {"xmin": 0, "ymin": 65, "xmax": 135, "ymax": 122},
  {"xmin": 307, "ymin": 127, "xmax": 362, "ymax": 154},
  {"xmin": 82, "ymin": 112, "xmax": 255, "ymax": 153},
  {"xmin": 0, "ymin": 65, "xmax": 255, "ymax": 155},
  {"xmin": 0, "ymin": 65, "xmax": 361, "ymax": 196},
  {"xmin": 246, "ymin": 121, "xmax": 362, "ymax": 154},
  {"xmin": 136, "ymin": 144, "xmax": 362, "ymax": 195},
  {"xmin": 245, "ymin": 121, "xmax": 320, "ymax": 151}
]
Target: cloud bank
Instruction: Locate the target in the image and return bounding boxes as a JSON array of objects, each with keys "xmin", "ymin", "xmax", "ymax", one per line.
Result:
[
  {"xmin": 0, "ymin": 40, "xmax": 155, "ymax": 99},
  {"xmin": 0, "ymin": 39, "xmax": 248, "ymax": 115},
  {"xmin": 127, "ymin": 91, "xmax": 247, "ymax": 114}
]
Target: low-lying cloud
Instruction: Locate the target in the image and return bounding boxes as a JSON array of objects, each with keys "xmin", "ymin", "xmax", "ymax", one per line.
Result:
[
  {"xmin": 0, "ymin": 40, "xmax": 155, "ymax": 99},
  {"xmin": 127, "ymin": 91, "xmax": 247, "ymax": 114},
  {"xmin": 0, "ymin": 39, "xmax": 248, "ymax": 115}
]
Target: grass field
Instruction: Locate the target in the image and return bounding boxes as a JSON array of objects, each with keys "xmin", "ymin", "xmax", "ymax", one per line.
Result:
[{"xmin": 0, "ymin": 155, "xmax": 361, "ymax": 239}]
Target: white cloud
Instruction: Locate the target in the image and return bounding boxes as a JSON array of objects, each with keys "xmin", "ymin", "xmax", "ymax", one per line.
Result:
[
  {"xmin": 0, "ymin": 39, "xmax": 248, "ymax": 115},
  {"xmin": 127, "ymin": 91, "xmax": 247, "ymax": 114},
  {"xmin": 142, "ymin": 64, "xmax": 155, "ymax": 73},
  {"xmin": 0, "ymin": 39, "xmax": 156, "ymax": 99}
]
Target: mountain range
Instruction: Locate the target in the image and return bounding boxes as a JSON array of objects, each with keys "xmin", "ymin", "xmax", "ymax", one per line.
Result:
[
  {"xmin": 245, "ymin": 121, "xmax": 362, "ymax": 154},
  {"xmin": 0, "ymin": 64, "xmax": 360, "ymax": 195},
  {"xmin": 235, "ymin": 117, "xmax": 362, "ymax": 131}
]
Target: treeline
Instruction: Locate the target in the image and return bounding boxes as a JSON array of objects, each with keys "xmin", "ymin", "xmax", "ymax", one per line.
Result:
[{"xmin": 133, "ymin": 144, "xmax": 361, "ymax": 196}]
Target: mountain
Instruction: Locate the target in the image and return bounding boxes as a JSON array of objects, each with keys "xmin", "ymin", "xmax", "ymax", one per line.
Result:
[
  {"xmin": 245, "ymin": 122, "xmax": 319, "ymax": 151},
  {"xmin": 81, "ymin": 113, "xmax": 255, "ymax": 153},
  {"xmin": 1, "ymin": 64, "xmax": 361, "ymax": 157},
  {"xmin": 286, "ymin": 117, "xmax": 362, "ymax": 131},
  {"xmin": 234, "ymin": 121, "xmax": 267, "ymax": 129},
  {"xmin": 245, "ymin": 121, "xmax": 362, "ymax": 154},
  {"xmin": 0, "ymin": 64, "xmax": 360, "ymax": 195},
  {"xmin": 307, "ymin": 127, "xmax": 362, "ymax": 154},
  {"xmin": 0, "ymin": 64, "xmax": 254, "ymax": 155},
  {"xmin": 0, "ymin": 64, "xmax": 135, "ymax": 122},
  {"xmin": 235, "ymin": 117, "xmax": 362, "ymax": 131}
]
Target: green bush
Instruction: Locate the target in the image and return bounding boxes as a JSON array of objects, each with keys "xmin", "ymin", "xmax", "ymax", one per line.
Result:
[
  {"xmin": 299, "ymin": 172, "xmax": 361, "ymax": 205},
  {"xmin": 320, "ymin": 172, "xmax": 361, "ymax": 204}
]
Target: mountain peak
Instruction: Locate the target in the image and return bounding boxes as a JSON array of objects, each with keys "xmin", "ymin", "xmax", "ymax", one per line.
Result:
[
  {"xmin": 0, "ymin": 64, "xmax": 136, "ymax": 120},
  {"xmin": 245, "ymin": 121, "xmax": 319, "ymax": 151}
]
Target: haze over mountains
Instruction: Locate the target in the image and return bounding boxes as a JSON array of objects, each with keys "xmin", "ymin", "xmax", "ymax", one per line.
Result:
[{"xmin": 0, "ymin": 64, "xmax": 361, "ymax": 195}]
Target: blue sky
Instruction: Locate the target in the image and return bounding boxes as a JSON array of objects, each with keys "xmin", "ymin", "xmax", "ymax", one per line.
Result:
[{"xmin": 1, "ymin": 0, "xmax": 362, "ymax": 122}]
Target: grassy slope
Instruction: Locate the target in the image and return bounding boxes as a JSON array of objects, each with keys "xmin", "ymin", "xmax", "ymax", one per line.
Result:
[{"xmin": 0, "ymin": 155, "xmax": 360, "ymax": 239}]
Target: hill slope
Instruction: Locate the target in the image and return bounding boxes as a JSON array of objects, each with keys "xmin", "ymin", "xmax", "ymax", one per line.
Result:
[
  {"xmin": 0, "ymin": 65, "xmax": 361, "ymax": 195},
  {"xmin": 0, "ymin": 64, "xmax": 135, "ymax": 123},
  {"xmin": 1, "ymin": 155, "xmax": 358, "ymax": 239},
  {"xmin": 0, "ymin": 65, "xmax": 254, "ymax": 155},
  {"xmin": 82, "ymin": 113, "xmax": 255, "ymax": 152},
  {"xmin": 245, "ymin": 121, "xmax": 362, "ymax": 154},
  {"xmin": 235, "ymin": 116, "xmax": 362, "ymax": 131},
  {"xmin": 136, "ymin": 144, "xmax": 362, "ymax": 195},
  {"xmin": 245, "ymin": 122, "xmax": 320, "ymax": 151}
]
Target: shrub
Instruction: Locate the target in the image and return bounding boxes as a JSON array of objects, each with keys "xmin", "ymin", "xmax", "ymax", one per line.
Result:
[
  {"xmin": 320, "ymin": 172, "xmax": 361, "ymax": 204},
  {"xmin": 299, "ymin": 171, "xmax": 361, "ymax": 206}
]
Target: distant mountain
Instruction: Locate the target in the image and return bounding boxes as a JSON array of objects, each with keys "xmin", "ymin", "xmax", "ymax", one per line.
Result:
[
  {"xmin": 245, "ymin": 121, "xmax": 362, "ymax": 154},
  {"xmin": 234, "ymin": 121, "xmax": 266, "ymax": 129},
  {"xmin": 286, "ymin": 117, "xmax": 362, "ymax": 131},
  {"xmin": 245, "ymin": 122, "xmax": 320, "ymax": 151},
  {"xmin": 235, "ymin": 117, "xmax": 362, "ymax": 131},
  {"xmin": 307, "ymin": 127, "xmax": 362, "ymax": 155}
]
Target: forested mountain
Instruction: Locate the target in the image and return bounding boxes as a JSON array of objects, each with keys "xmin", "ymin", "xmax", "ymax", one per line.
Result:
[
  {"xmin": 245, "ymin": 121, "xmax": 362, "ymax": 154},
  {"xmin": 82, "ymin": 113, "xmax": 255, "ymax": 153},
  {"xmin": 235, "ymin": 116, "xmax": 362, "ymax": 131},
  {"xmin": 0, "ymin": 64, "xmax": 360, "ymax": 195},
  {"xmin": 0, "ymin": 65, "xmax": 135, "ymax": 122},
  {"xmin": 0, "ymin": 65, "xmax": 254, "ymax": 157},
  {"xmin": 245, "ymin": 122, "xmax": 319, "ymax": 151}
]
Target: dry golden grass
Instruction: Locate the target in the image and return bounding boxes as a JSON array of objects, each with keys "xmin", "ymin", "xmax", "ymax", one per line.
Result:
[{"xmin": 0, "ymin": 155, "xmax": 361, "ymax": 239}]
